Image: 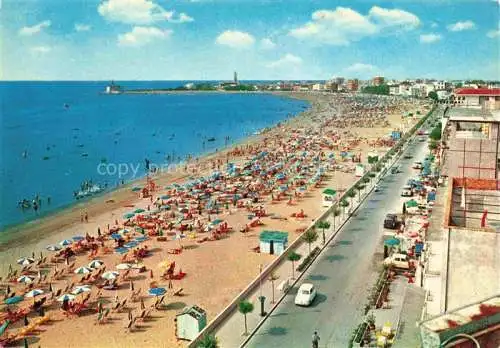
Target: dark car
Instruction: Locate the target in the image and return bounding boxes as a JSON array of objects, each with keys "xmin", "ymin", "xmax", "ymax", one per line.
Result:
[{"xmin": 383, "ymin": 214, "xmax": 398, "ymax": 229}]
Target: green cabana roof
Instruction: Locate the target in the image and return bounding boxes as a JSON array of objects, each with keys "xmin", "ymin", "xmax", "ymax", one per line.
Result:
[
  {"xmin": 406, "ymin": 199, "xmax": 418, "ymax": 207},
  {"xmin": 323, "ymin": 188, "xmax": 337, "ymax": 196},
  {"xmin": 259, "ymin": 231, "xmax": 288, "ymax": 243}
]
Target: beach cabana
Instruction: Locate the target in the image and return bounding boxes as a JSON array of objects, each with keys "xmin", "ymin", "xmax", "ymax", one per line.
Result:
[
  {"xmin": 322, "ymin": 188, "xmax": 337, "ymax": 207},
  {"xmin": 259, "ymin": 231, "xmax": 288, "ymax": 256},
  {"xmin": 176, "ymin": 305, "xmax": 207, "ymax": 341},
  {"xmin": 355, "ymin": 164, "xmax": 365, "ymax": 177}
]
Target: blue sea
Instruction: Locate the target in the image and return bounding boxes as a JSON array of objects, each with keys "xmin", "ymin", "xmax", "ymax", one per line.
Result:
[{"xmin": 0, "ymin": 81, "xmax": 309, "ymax": 230}]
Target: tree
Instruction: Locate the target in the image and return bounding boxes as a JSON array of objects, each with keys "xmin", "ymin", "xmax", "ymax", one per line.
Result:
[
  {"xmin": 428, "ymin": 140, "xmax": 438, "ymax": 151},
  {"xmin": 302, "ymin": 229, "xmax": 319, "ymax": 254},
  {"xmin": 428, "ymin": 91, "xmax": 438, "ymax": 102},
  {"xmin": 340, "ymin": 199, "xmax": 349, "ymax": 217},
  {"xmin": 429, "ymin": 122, "xmax": 442, "ymax": 141},
  {"xmin": 198, "ymin": 334, "xmax": 219, "ymax": 348},
  {"xmin": 316, "ymin": 220, "xmax": 331, "ymax": 245},
  {"xmin": 238, "ymin": 301, "xmax": 254, "ymax": 335},
  {"xmin": 268, "ymin": 272, "xmax": 280, "ymax": 304},
  {"xmin": 287, "ymin": 252, "xmax": 301, "ymax": 280}
]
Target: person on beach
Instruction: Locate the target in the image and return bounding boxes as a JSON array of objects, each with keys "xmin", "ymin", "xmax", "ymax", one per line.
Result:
[
  {"xmin": 84, "ymin": 211, "xmax": 88, "ymax": 223},
  {"xmin": 312, "ymin": 331, "xmax": 320, "ymax": 348}
]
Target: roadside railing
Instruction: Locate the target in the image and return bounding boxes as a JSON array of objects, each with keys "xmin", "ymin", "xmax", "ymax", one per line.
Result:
[{"xmin": 189, "ymin": 105, "xmax": 437, "ymax": 348}]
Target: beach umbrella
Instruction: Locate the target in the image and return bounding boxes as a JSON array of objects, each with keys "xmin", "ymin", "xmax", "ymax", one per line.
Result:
[
  {"xmin": 116, "ymin": 263, "xmax": 132, "ymax": 270},
  {"xmin": 134, "ymin": 208, "xmax": 145, "ymax": 214},
  {"xmin": 88, "ymin": 260, "xmax": 104, "ymax": 269},
  {"xmin": 161, "ymin": 195, "xmax": 170, "ymax": 200},
  {"xmin": 135, "ymin": 236, "xmax": 148, "ymax": 242},
  {"xmin": 4, "ymin": 296, "xmax": 24, "ymax": 305},
  {"xmin": 25, "ymin": 289, "xmax": 44, "ymax": 298},
  {"xmin": 123, "ymin": 213, "xmax": 135, "ymax": 219},
  {"xmin": 406, "ymin": 200, "xmax": 418, "ymax": 208},
  {"xmin": 17, "ymin": 257, "xmax": 35, "ymax": 266},
  {"xmin": 59, "ymin": 239, "xmax": 73, "ymax": 246},
  {"xmin": 57, "ymin": 294, "xmax": 76, "ymax": 302},
  {"xmin": 124, "ymin": 241, "xmax": 139, "ymax": 249},
  {"xmin": 73, "ymin": 266, "xmax": 92, "ymax": 274},
  {"xmin": 102, "ymin": 271, "xmax": 119, "ymax": 280},
  {"xmin": 131, "ymin": 187, "xmax": 142, "ymax": 192},
  {"xmin": 148, "ymin": 287, "xmax": 166, "ymax": 297},
  {"xmin": 115, "ymin": 247, "xmax": 129, "ymax": 254},
  {"xmin": 72, "ymin": 235, "xmax": 85, "ymax": 241},
  {"xmin": 118, "ymin": 229, "xmax": 130, "ymax": 234},
  {"xmin": 71, "ymin": 285, "xmax": 91, "ymax": 295},
  {"xmin": 17, "ymin": 276, "xmax": 34, "ymax": 284},
  {"xmin": 384, "ymin": 238, "xmax": 401, "ymax": 247},
  {"xmin": 46, "ymin": 244, "xmax": 61, "ymax": 252},
  {"xmin": 111, "ymin": 233, "xmax": 122, "ymax": 240},
  {"xmin": 131, "ymin": 263, "xmax": 145, "ymax": 270}
]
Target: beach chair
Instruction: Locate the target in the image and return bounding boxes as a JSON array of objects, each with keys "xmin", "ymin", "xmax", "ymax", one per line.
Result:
[
  {"xmin": 135, "ymin": 309, "xmax": 146, "ymax": 322},
  {"xmin": 111, "ymin": 302, "xmax": 121, "ymax": 312},
  {"xmin": 155, "ymin": 296, "xmax": 165, "ymax": 309},
  {"xmin": 173, "ymin": 288, "xmax": 184, "ymax": 296}
]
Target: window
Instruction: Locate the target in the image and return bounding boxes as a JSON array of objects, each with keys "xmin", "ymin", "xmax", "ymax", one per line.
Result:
[{"xmin": 302, "ymin": 290, "xmax": 310, "ymax": 295}]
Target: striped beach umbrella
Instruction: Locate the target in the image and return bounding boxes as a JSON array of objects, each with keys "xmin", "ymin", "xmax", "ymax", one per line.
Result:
[
  {"xmin": 17, "ymin": 276, "xmax": 34, "ymax": 284},
  {"xmin": 101, "ymin": 271, "xmax": 119, "ymax": 280},
  {"xmin": 88, "ymin": 260, "xmax": 104, "ymax": 269},
  {"xmin": 71, "ymin": 285, "xmax": 91, "ymax": 295},
  {"xmin": 57, "ymin": 294, "xmax": 76, "ymax": 302},
  {"xmin": 46, "ymin": 245, "xmax": 61, "ymax": 252},
  {"xmin": 25, "ymin": 289, "xmax": 44, "ymax": 298},
  {"xmin": 116, "ymin": 263, "xmax": 132, "ymax": 270},
  {"xmin": 74, "ymin": 266, "xmax": 92, "ymax": 274},
  {"xmin": 17, "ymin": 257, "xmax": 35, "ymax": 266}
]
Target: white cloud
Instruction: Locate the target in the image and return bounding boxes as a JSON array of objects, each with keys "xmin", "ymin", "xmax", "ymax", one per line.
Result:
[
  {"xmin": 346, "ymin": 63, "xmax": 377, "ymax": 73},
  {"xmin": 420, "ymin": 33, "xmax": 441, "ymax": 43},
  {"xmin": 177, "ymin": 13, "xmax": 194, "ymax": 23},
  {"xmin": 447, "ymin": 20, "xmax": 475, "ymax": 32},
  {"xmin": 266, "ymin": 54, "xmax": 302, "ymax": 68},
  {"xmin": 430, "ymin": 22, "xmax": 439, "ymax": 28},
  {"xmin": 260, "ymin": 38, "xmax": 276, "ymax": 50},
  {"xmin": 118, "ymin": 26, "xmax": 172, "ymax": 46},
  {"xmin": 19, "ymin": 20, "xmax": 51, "ymax": 36},
  {"xmin": 215, "ymin": 30, "xmax": 255, "ymax": 48},
  {"xmin": 98, "ymin": 0, "xmax": 173, "ymax": 24},
  {"xmin": 368, "ymin": 6, "xmax": 420, "ymax": 29},
  {"xmin": 30, "ymin": 46, "xmax": 51, "ymax": 54},
  {"xmin": 487, "ymin": 29, "xmax": 500, "ymax": 38},
  {"xmin": 75, "ymin": 23, "xmax": 91, "ymax": 32},
  {"xmin": 289, "ymin": 6, "xmax": 420, "ymax": 45}
]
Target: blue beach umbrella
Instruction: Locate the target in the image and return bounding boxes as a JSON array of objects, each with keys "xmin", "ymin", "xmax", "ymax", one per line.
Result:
[
  {"xmin": 115, "ymin": 247, "xmax": 129, "ymax": 254},
  {"xmin": 17, "ymin": 276, "xmax": 34, "ymax": 284},
  {"xmin": 123, "ymin": 213, "xmax": 135, "ymax": 219},
  {"xmin": 135, "ymin": 236, "xmax": 148, "ymax": 242},
  {"xmin": 161, "ymin": 195, "xmax": 170, "ymax": 200},
  {"xmin": 148, "ymin": 287, "xmax": 166, "ymax": 296},
  {"xmin": 124, "ymin": 241, "xmax": 138, "ymax": 248},
  {"xmin": 134, "ymin": 208, "xmax": 145, "ymax": 214},
  {"xmin": 384, "ymin": 238, "xmax": 401, "ymax": 247},
  {"xmin": 4, "ymin": 296, "xmax": 24, "ymax": 305},
  {"xmin": 111, "ymin": 233, "xmax": 122, "ymax": 240},
  {"xmin": 59, "ymin": 239, "xmax": 73, "ymax": 246}
]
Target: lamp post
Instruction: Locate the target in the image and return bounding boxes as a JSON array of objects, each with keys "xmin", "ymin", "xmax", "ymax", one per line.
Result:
[{"xmin": 258, "ymin": 264, "xmax": 266, "ymax": 316}]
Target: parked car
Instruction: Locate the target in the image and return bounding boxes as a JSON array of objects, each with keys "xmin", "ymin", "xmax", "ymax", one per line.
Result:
[
  {"xmin": 401, "ymin": 185, "xmax": 413, "ymax": 197},
  {"xmin": 383, "ymin": 214, "xmax": 399, "ymax": 229},
  {"xmin": 413, "ymin": 162, "xmax": 423, "ymax": 169},
  {"xmin": 374, "ymin": 185, "xmax": 380, "ymax": 192},
  {"xmin": 294, "ymin": 283, "xmax": 317, "ymax": 306},
  {"xmin": 383, "ymin": 253, "xmax": 411, "ymax": 270},
  {"xmin": 391, "ymin": 166, "xmax": 401, "ymax": 174}
]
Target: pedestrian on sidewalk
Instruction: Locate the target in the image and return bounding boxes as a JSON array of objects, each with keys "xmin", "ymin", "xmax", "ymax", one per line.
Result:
[{"xmin": 312, "ymin": 331, "xmax": 320, "ymax": 348}]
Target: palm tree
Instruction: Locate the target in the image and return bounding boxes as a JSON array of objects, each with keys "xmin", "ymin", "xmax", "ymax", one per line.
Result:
[
  {"xmin": 238, "ymin": 301, "xmax": 254, "ymax": 336},
  {"xmin": 287, "ymin": 251, "xmax": 301, "ymax": 280},
  {"xmin": 302, "ymin": 229, "xmax": 318, "ymax": 254},
  {"xmin": 268, "ymin": 272, "xmax": 280, "ymax": 304},
  {"xmin": 340, "ymin": 199, "xmax": 349, "ymax": 217},
  {"xmin": 333, "ymin": 207, "xmax": 341, "ymax": 230},
  {"xmin": 316, "ymin": 221, "xmax": 331, "ymax": 245},
  {"xmin": 197, "ymin": 334, "xmax": 219, "ymax": 348}
]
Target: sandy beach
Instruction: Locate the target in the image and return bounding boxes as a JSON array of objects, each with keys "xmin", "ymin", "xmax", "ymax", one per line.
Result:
[{"xmin": 0, "ymin": 92, "xmax": 430, "ymax": 347}]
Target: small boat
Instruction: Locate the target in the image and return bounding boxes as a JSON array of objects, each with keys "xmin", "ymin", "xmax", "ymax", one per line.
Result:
[
  {"xmin": 74, "ymin": 184, "xmax": 104, "ymax": 200},
  {"xmin": 81, "ymin": 153, "xmax": 89, "ymax": 157},
  {"xmin": 207, "ymin": 137, "xmax": 216, "ymax": 142}
]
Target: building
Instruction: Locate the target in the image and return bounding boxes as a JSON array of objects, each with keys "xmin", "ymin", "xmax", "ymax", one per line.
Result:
[
  {"xmin": 233, "ymin": 71, "xmax": 239, "ymax": 85},
  {"xmin": 259, "ymin": 231, "xmax": 288, "ymax": 255},
  {"xmin": 175, "ymin": 305, "xmax": 207, "ymax": 341},
  {"xmin": 389, "ymin": 84, "xmax": 400, "ymax": 96},
  {"xmin": 104, "ymin": 81, "xmax": 122, "ymax": 94},
  {"xmin": 334, "ymin": 77, "xmax": 345, "ymax": 86},
  {"xmin": 347, "ymin": 79, "xmax": 359, "ymax": 91},
  {"xmin": 311, "ymin": 83, "xmax": 324, "ymax": 91},
  {"xmin": 441, "ymin": 108, "xmax": 500, "ymax": 180},
  {"xmin": 452, "ymin": 88, "xmax": 500, "ymax": 109},
  {"xmin": 372, "ymin": 76, "xmax": 385, "ymax": 86}
]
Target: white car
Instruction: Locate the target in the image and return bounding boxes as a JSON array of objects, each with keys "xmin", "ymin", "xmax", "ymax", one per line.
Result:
[
  {"xmin": 401, "ymin": 185, "xmax": 413, "ymax": 197},
  {"xmin": 294, "ymin": 283, "xmax": 317, "ymax": 306}
]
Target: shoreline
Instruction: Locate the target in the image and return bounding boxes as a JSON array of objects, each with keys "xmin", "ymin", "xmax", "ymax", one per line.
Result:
[{"xmin": 0, "ymin": 92, "xmax": 313, "ymax": 249}]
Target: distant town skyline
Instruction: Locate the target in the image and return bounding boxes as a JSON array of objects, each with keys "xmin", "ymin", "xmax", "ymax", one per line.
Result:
[{"xmin": 2, "ymin": 0, "xmax": 499, "ymax": 81}]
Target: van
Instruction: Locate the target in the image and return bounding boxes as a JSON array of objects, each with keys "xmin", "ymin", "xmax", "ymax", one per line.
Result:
[
  {"xmin": 383, "ymin": 214, "xmax": 398, "ymax": 229},
  {"xmin": 383, "ymin": 253, "xmax": 410, "ymax": 270}
]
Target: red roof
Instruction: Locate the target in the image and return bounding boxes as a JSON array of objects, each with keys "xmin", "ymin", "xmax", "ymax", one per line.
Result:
[{"xmin": 455, "ymin": 88, "xmax": 500, "ymax": 96}]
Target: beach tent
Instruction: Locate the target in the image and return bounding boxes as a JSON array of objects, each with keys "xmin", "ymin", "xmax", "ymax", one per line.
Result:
[
  {"xmin": 259, "ymin": 231, "xmax": 288, "ymax": 256},
  {"xmin": 322, "ymin": 188, "xmax": 337, "ymax": 207},
  {"xmin": 176, "ymin": 305, "xmax": 207, "ymax": 341}
]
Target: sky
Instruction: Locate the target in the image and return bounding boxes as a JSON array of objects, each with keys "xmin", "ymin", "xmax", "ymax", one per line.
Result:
[{"xmin": 2, "ymin": 0, "xmax": 499, "ymax": 81}]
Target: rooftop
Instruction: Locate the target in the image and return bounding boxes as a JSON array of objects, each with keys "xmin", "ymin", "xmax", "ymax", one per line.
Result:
[
  {"xmin": 259, "ymin": 231, "xmax": 288, "ymax": 242},
  {"xmin": 446, "ymin": 107, "xmax": 500, "ymax": 123},
  {"xmin": 455, "ymin": 88, "xmax": 500, "ymax": 96}
]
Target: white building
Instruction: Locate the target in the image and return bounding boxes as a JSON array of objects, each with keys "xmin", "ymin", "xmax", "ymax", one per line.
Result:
[{"xmin": 389, "ymin": 85, "xmax": 400, "ymax": 96}]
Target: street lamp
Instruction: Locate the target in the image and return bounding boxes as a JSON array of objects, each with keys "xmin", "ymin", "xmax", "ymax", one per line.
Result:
[{"xmin": 258, "ymin": 264, "xmax": 266, "ymax": 317}]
